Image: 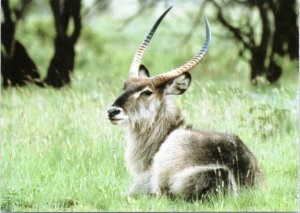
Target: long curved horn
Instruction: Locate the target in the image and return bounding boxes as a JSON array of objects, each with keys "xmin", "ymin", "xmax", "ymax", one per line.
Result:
[
  {"xmin": 128, "ymin": 6, "xmax": 172, "ymax": 77},
  {"xmin": 150, "ymin": 17, "xmax": 211, "ymax": 86}
]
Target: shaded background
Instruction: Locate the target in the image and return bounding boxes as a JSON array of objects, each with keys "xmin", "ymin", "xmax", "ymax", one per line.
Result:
[{"xmin": 1, "ymin": 0, "xmax": 298, "ymax": 88}]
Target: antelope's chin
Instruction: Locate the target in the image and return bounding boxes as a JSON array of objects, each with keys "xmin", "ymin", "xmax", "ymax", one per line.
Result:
[
  {"xmin": 109, "ymin": 118, "xmax": 126, "ymax": 125},
  {"xmin": 107, "ymin": 114, "xmax": 128, "ymax": 125}
]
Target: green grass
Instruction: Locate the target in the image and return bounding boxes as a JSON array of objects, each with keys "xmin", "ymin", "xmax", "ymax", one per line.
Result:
[{"xmin": 1, "ymin": 6, "xmax": 299, "ymax": 211}]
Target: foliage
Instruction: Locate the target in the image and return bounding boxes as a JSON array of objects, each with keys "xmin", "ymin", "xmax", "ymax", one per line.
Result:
[
  {"xmin": 1, "ymin": 3, "xmax": 298, "ymax": 211},
  {"xmin": 203, "ymin": 0, "xmax": 298, "ymax": 83}
]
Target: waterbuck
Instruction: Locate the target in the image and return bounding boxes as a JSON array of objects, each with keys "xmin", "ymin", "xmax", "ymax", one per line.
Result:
[{"xmin": 106, "ymin": 7, "xmax": 263, "ymax": 201}]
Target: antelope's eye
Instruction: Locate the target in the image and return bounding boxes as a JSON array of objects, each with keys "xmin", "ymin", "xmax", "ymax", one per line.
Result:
[{"xmin": 142, "ymin": 90, "xmax": 153, "ymax": 96}]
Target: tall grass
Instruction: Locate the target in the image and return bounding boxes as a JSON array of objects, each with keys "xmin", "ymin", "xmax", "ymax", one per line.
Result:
[{"xmin": 1, "ymin": 5, "xmax": 298, "ymax": 211}]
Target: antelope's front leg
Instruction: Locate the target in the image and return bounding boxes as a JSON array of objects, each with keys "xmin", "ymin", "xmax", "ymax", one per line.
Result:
[{"xmin": 127, "ymin": 172, "xmax": 152, "ymax": 197}]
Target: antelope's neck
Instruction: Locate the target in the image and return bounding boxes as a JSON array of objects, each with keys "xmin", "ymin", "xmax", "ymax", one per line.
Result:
[{"xmin": 125, "ymin": 101, "xmax": 183, "ymax": 176}]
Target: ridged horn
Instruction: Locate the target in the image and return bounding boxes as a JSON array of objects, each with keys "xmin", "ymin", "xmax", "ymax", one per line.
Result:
[
  {"xmin": 150, "ymin": 17, "xmax": 211, "ymax": 86},
  {"xmin": 128, "ymin": 6, "xmax": 172, "ymax": 77}
]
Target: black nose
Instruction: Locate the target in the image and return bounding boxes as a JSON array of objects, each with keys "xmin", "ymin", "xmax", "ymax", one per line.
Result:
[{"xmin": 107, "ymin": 107, "xmax": 121, "ymax": 117}]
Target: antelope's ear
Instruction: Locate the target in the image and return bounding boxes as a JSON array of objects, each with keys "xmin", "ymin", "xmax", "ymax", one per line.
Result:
[
  {"xmin": 164, "ymin": 72, "xmax": 192, "ymax": 95},
  {"xmin": 138, "ymin": 64, "xmax": 150, "ymax": 78}
]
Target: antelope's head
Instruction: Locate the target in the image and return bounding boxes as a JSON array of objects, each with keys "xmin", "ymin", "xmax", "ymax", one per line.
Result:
[{"xmin": 107, "ymin": 7, "xmax": 211, "ymax": 125}]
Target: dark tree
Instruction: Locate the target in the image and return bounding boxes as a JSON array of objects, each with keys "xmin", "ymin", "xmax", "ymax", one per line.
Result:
[
  {"xmin": 202, "ymin": 0, "xmax": 298, "ymax": 84},
  {"xmin": 44, "ymin": 0, "xmax": 82, "ymax": 88},
  {"xmin": 270, "ymin": 0, "xmax": 298, "ymax": 59},
  {"xmin": 1, "ymin": 0, "xmax": 44, "ymax": 88},
  {"xmin": 267, "ymin": 0, "xmax": 298, "ymax": 82}
]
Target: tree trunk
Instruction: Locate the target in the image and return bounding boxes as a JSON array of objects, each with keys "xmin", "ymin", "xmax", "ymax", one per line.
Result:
[
  {"xmin": 271, "ymin": 0, "xmax": 298, "ymax": 60},
  {"xmin": 250, "ymin": 49, "xmax": 265, "ymax": 82},
  {"xmin": 1, "ymin": 41, "xmax": 44, "ymax": 87},
  {"xmin": 1, "ymin": 0, "xmax": 43, "ymax": 88},
  {"xmin": 44, "ymin": 0, "xmax": 81, "ymax": 88}
]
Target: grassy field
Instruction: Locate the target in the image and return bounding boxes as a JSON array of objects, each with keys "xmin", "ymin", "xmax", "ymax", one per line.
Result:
[{"xmin": 1, "ymin": 5, "xmax": 299, "ymax": 211}]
